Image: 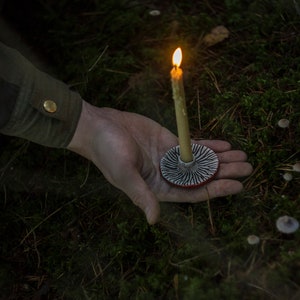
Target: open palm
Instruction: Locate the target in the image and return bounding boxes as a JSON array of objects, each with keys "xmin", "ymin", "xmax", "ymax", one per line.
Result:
[{"xmin": 68, "ymin": 101, "xmax": 253, "ymax": 224}]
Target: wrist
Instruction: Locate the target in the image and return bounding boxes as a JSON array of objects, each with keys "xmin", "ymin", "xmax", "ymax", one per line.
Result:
[
  {"xmin": 67, "ymin": 100, "xmax": 96, "ymax": 158},
  {"xmin": 67, "ymin": 100, "xmax": 119, "ymax": 162}
]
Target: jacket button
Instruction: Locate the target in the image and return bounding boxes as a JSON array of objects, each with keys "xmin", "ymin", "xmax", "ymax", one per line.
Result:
[{"xmin": 43, "ymin": 100, "xmax": 57, "ymax": 113}]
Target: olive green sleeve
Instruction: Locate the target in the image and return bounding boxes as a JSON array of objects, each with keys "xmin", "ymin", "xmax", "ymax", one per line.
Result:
[{"xmin": 0, "ymin": 42, "xmax": 82, "ymax": 148}]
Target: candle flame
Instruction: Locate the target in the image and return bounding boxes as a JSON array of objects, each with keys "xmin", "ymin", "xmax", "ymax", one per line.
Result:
[{"xmin": 172, "ymin": 47, "xmax": 182, "ymax": 68}]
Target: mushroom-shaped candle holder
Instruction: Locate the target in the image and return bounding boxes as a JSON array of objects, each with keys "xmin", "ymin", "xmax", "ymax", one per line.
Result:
[{"xmin": 160, "ymin": 144, "xmax": 219, "ymax": 188}]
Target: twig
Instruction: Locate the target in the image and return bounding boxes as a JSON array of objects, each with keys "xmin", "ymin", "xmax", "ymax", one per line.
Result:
[
  {"xmin": 206, "ymin": 187, "xmax": 215, "ymax": 235},
  {"xmin": 80, "ymin": 161, "xmax": 91, "ymax": 188},
  {"xmin": 20, "ymin": 197, "xmax": 78, "ymax": 245},
  {"xmin": 204, "ymin": 67, "xmax": 221, "ymax": 93},
  {"xmin": 88, "ymin": 45, "xmax": 109, "ymax": 72},
  {"xmin": 293, "ymin": 0, "xmax": 300, "ymax": 16},
  {"xmin": 247, "ymin": 283, "xmax": 279, "ymax": 299},
  {"xmin": 197, "ymin": 88, "xmax": 201, "ymax": 131}
]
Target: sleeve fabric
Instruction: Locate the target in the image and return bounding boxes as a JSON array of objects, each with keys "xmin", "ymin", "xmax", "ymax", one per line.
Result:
[{"xmin": 0, "ymin": 41, "xmax": 82, "ymax": 148}]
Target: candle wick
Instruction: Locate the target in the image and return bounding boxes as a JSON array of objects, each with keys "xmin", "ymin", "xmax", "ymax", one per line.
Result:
[{"xmin": 174, "ymin": 64, "xmax": 178, "ymax": 70}]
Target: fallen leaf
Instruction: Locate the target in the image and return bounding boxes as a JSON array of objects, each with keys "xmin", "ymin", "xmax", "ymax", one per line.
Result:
[{"xmin": 203, "ymin": 25, "xmax": 230, "ymax": 47}]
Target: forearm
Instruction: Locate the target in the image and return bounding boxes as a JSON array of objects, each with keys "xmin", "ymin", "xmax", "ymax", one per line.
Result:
[{"xmin": 0, "ymin": 41, "xmax": 82, "ymax": 148}]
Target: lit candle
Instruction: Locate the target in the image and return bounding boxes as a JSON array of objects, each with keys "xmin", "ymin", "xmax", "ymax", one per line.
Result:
[{"xmin": 170, "ymin": 47, "xmax": 193, "ymax": 163}]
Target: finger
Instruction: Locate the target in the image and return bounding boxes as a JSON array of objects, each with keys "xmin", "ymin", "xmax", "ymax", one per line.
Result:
[
  {"xmin": 159, "ymin": 179, "xmax": 244, "ymax": 203},
  {"xmin": 217, "ymin": 150, "xmax": 248, "ymax": 162},
  {"xmin": 205, "ymin": 179, "xmax": 244, "ymax": 198},
  {"xmin": 194, "ymin": 140, "xmax": 232, "ymax": 152},
  {"xmin": 121, "ymin": 170, "xmax": 161, "ymax": 225},
  {"xmin": 216, "ymin": 162, "xmax": 253, "ymax": 179}
]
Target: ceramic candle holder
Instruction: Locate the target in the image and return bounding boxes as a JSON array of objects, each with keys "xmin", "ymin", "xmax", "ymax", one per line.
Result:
[{"xmin": 160, "ymin": 144, "xmax": 219, "ymax": 188}]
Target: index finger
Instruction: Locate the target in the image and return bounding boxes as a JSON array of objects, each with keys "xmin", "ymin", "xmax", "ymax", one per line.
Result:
[{"xmin": 194, "ymin": 139, "xmax": 232, "ymax": 152}]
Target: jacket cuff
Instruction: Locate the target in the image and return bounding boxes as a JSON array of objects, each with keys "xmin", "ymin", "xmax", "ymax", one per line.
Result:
[{"xmin": 0, "ymin": 42, "xmax": 83, "ymax": 148}]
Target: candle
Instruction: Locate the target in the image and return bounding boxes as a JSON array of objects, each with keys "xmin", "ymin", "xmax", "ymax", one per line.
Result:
[{"xmin": 170, "ymin": 47, "xmax": 193, "ymax": 163}]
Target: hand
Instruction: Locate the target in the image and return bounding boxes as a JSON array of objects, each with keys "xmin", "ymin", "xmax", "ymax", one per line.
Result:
[{"xmin": 68, "ymin": 101, "xmax": 253, "ymax": 224}]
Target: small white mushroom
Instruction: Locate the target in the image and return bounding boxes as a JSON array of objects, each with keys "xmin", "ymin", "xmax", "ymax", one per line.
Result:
[
  {"xmin": 292, "ymin": 163, "xmax": 300, "ymax": 172},
  {"xmin": 283, "ymin": 172, "xmax": 293, "ymax": 181},
  {"xmin": 149, "ymin": 10, "xmax": 161, "ymax": 16},
  {"xmin": 247, "ymin": 235, "xmax": 260, "ymax": 245},
  {"xmin": 276, "ymin": 216, "xmax": 299, "ymax": 234},
  {"xmin": 277, "ymin": 118, "xmax": 290, "ymax": 128}
]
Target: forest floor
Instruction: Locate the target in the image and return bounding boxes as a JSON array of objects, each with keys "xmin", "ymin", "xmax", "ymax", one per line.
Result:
[{"xmin": 0, "ymin": 0, "xmax": 300, "ymax": 299}]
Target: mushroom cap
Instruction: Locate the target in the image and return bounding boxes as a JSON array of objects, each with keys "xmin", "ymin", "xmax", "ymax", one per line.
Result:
[
  {"xmin": 276, "ymin": 216, "xmax": 299, "ymax": 234},
  {"xmin": 277, "ymin": 118, "xmax": 290, "ymax": 128},
  {"xmin": 283, "ymin": 172, "xmax": 293, "ymax": 181},
  {"xmin": 149, "ymin": 10, "xmax": 161, "ymax": 16},
  {"xmin": 247, "ymin": 235, "xmax": 260, "ymax": 245},
  {"xmin": 292, "ymin": 163, "xmax": 300, "ymax": 172}
]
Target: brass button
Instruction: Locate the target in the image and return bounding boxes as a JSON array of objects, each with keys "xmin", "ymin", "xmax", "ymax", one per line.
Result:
[{"xmin": 43, "ymin": 100, "xmax": 57, "ymax": 113}]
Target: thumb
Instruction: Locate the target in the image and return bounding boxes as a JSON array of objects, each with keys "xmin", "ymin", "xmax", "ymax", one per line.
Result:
[{"xmin": 121, "ymin": 172, "xmax": 160, "ymax": 225}]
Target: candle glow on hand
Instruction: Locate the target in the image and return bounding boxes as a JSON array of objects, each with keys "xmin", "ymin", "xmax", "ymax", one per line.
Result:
[{"xmin": 170, "ymin": 47, "xmax": 193, "ymax": 163}]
